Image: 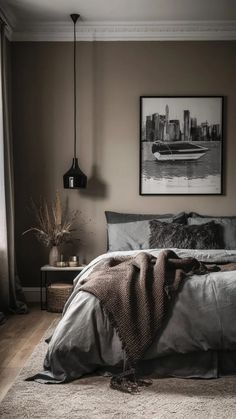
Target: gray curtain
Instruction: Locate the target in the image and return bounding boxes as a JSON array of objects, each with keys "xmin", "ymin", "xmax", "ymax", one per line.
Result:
[{"xmin": 0, "ymin": 21, "xmax": 27, "ymax": 317}]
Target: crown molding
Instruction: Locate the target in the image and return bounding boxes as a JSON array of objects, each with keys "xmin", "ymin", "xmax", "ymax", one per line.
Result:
[
  {"xmin": 10, "ymin": 20, "xmax": 236, "ymax": 42},
  {"xmin": 0, "ymin": 2, "xmax": 236, "ymax": 42}
]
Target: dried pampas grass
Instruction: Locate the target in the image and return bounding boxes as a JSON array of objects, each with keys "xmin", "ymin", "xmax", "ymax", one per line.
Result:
[{"xmin": 23, "ymin": 192, "xmax": 77, "ymax": 248}]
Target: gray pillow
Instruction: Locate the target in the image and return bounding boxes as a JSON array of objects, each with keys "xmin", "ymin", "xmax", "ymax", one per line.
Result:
[
  {"xmin": 107, "ymin": 217, "xmax": 176, "ymax": 252},
  {"xmin": 149, "ymin": 220, "xmax": 224, "ymax": 250},
  {"xmin": 188, "ymin": 215, "xmax": 236, "ymax": 250},
  {"xmin": 189, "ymin": 212, "xmax": 236, "ymax": 220},
  {"xmin": 105, "ymin": 211, "xmax": 187, "ymax": 224}
]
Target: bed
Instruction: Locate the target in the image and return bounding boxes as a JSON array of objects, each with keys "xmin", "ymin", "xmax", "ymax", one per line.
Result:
[{"xmin": 30, "ymin": 211, "xmax": 236, "ymax": 384}]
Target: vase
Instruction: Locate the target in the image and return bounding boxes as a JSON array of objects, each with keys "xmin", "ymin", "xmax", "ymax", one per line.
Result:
[{"xmin": 49, "ymin": 246, "xmax": 60, "ymax": 266}]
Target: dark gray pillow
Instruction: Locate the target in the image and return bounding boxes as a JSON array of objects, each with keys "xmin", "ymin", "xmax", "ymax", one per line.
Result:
[
  {"xmin": 105, "ymin": 211, "xmax": 187, "ymax": 224},
  {"xmin": 149, "ymin": 220, "xmax": 224, "ymax": 250},
  {"xmin": 188, "ymin": 214, "xmax": 236, "ymax": 249}
]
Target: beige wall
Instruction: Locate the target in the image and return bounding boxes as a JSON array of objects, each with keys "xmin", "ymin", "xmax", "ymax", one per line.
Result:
[{"xmin": 11, "ymin": 41, "xmax": 236, "ymax": 286}]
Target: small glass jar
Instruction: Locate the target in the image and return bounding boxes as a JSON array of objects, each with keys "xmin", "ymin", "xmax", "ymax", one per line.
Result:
[{"xmin": 69, "ymin": 255, "xmax": 79, "ymax": 267}]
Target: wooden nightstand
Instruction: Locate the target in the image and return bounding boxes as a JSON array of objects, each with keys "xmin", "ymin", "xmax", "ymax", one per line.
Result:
[{"xmin": 40, "ymin": 265, "xmax": 86, "ymax": 310}]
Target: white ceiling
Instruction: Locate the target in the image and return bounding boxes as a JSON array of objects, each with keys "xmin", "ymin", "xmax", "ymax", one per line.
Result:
[
  {"xmin": 1, "ymin": 0, "xmax": 236, "ymax": 23},
  {"xmin": 0, "ymin": 0, "xmax": 236, "ymax": 41}
]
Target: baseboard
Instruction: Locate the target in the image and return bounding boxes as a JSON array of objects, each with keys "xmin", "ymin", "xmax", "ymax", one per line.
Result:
[{"xmin": 23, "ymin": 287, "xmax": 44, "ymax": 303}]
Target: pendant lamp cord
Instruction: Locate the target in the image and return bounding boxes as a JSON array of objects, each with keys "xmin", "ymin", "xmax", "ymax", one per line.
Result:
[{"xmin": 73, "ymin": 19, "xmax": 77, "ymax": 160}]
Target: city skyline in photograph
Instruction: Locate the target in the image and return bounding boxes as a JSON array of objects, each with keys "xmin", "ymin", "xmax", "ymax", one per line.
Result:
[
  {"xmin": 142, "ymin": 97, "xmax": 222, "ymax": 143},
  {"xmin": 142, "ymin": 97, "xmax": 222, "ymax": 126}
]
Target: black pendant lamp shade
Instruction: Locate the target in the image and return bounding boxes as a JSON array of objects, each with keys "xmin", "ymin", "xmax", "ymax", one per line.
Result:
[
  {"xmin": 63, "ymin": 13, "xmax": 87, "ymax": 189},
  {"xmin": 63, "ymin": 158, "xmax": 87, "ymax": 188}
]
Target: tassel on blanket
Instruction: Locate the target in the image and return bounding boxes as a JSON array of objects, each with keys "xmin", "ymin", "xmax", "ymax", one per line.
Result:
[
  {"xmin": 110, "ymin": 368, "xmax": 152, "ymax": 394},
  {"xmin": 110, "ymin": 352, "xmax": 152, "ymax": 394}
]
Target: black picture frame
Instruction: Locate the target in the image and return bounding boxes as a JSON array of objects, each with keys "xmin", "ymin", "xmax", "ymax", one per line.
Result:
[{"xmin": 139, "ymin": 96, "xmax": 224, "ymax": 196}]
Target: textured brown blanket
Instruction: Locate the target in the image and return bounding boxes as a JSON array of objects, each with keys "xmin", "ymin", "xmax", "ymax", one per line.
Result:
[{"xmin": 80, "ymin": 250, "xmax": 211, "ymax": 366}]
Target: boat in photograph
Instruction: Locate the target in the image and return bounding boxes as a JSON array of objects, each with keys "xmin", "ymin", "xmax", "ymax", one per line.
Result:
[{"xmin": 152, "ymin": 141, "xmax": 209, "ymax": 161}]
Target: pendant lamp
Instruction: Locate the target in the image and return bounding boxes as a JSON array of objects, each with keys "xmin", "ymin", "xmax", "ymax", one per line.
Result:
[{"xmin": 63, "ymin": 13, "xmax": 87, "ymax": 189}]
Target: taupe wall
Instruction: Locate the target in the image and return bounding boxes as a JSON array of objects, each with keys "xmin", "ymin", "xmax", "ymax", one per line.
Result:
[{"xmin": 11, "ymin": 41, "xmax": 236, "ymax": 286}]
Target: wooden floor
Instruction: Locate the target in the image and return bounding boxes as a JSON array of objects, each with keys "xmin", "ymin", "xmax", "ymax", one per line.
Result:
[{"xmin": 0, "ymin": 304, "xmax": 59, "ymax": 403}]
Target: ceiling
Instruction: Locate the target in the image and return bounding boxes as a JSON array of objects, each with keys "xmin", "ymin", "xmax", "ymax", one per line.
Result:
[
  {"xmin": 0, "ymin": 0, "xmax": 236, "ymax": 41},
  {"xmin": 1, "ymin": 0, "xmax": 236, "ymax": 23}
]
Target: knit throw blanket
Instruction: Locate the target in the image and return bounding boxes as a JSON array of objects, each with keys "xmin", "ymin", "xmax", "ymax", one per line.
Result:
[{"xmin": 80, "ymin": 250, "xmax": 216, "ymax": 392}]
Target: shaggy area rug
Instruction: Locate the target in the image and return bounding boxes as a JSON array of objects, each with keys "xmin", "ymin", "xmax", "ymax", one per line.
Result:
[{"xmin": 1, "ymin": 321, "xmax": 236, "ymax": 419}]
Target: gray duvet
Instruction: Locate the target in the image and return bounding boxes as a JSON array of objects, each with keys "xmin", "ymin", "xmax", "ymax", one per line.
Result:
[{"xmin": 33, "ymin": 249, "xmax": 236, "ymax": 383}]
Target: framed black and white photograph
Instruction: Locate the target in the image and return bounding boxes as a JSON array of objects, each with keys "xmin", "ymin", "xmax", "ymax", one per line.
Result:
[{"xmin": 140, "ymin": 96, "xmax": 224, "ymax": 195}]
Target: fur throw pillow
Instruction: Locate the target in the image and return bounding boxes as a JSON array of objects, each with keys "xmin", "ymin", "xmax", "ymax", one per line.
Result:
[{"xmin": 149, "ymin": 220, "xmax": 224, "ymax": 249}]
